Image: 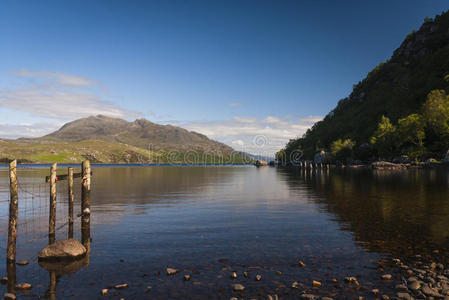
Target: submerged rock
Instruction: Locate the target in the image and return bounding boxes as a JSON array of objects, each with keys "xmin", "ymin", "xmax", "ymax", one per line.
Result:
[
  {"xmin": 38, "ymin": 239, "xmax": 86, "ymax": 260},
  {"xmin": 15, "ymin": 283, "xmax": 32, "ymax": 290},
  {"xmin": 4, "ymin": 293, "xmax": 16, "ymax": 300},
  {"xmin": 232, "ymin": 283, "xmax": 245, "ymax": 291},
  {"xmin": 166, "ymin": 268, "xmax": 178, "ymax": 275}
]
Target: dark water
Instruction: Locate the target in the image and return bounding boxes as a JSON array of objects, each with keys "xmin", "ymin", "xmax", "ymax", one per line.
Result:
[{"xmin": 0, "ymin": 165, "xmax": 448, "ymax": 299}]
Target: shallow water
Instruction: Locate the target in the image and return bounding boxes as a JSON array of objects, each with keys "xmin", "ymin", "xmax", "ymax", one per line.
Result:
[{"xmin": 0, "ymin": 165, "xmax": 448, "ymax": 299}]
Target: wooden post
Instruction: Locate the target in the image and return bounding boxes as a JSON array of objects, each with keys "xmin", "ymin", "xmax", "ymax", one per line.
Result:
[
  {"xmin": 68, "ymin": 167, "xmax": 74, "ymax": 239},
  {"xmin": 7, "ymin": 160, "xmax": 18, "ymax": 263},
  {"xmin": 49, "ymin": 163, "xmax": 57, "ymax": 244},
  {"xmin": 81, "ymin": 160, "xmax": 91, "ymax": 257}
]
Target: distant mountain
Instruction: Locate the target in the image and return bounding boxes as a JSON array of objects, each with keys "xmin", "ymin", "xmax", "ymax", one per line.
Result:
[
  {"xmin": 281, "ymin": 10, "xmax": 449, "ymax": 161},
  {"xmin": 0, "ymin": 115, "xmax": 250, "ymax": 164}
]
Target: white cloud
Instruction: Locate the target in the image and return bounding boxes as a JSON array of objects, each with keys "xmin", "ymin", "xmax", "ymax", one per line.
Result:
[
  {"xmin": 1, "ymin": 69, "xmax": 140, "ymax": 120},
  {"xmin": 11, "ymin": 69, "xmax": 97, "ymax": 86},
  {"xmin": 232, "ymin": 139, "xmax": 245, "ymax": 146},
  {"xmin": 182, "ymin": 115, "xmax": 322, "ymax": 156},
  {"xmin": 0, "ymin": 122, "xmax": 62, "ymax": 139}
]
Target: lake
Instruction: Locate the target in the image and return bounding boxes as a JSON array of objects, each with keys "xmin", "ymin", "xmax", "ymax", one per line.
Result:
[{"xmin": 0, "ymin": 165, "xmax": 448, "ymax": 299}]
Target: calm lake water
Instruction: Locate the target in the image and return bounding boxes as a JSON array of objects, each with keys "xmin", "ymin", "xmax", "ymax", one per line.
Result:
[{"xmin": 0, "ymin": 165, "xmax": 448, "ymax": 299}]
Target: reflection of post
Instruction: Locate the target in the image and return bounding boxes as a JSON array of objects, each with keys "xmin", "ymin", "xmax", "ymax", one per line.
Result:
[
  {"xmin": 81, "ymin": 160, "xmax": 91, "ymax": 264},
  {"xmin": 6, "ymin": 261, "xmax": 16, "ymax": 295},
  {"xmin": 7, "ymin": 160, "xmax": 18, "ymax": 263},
  {"xmin": 49, "ymin": 163, "xmax": 57, "ymax": 244},
  {"xmin": 49, "ymin": 271, "xmax": 56, "ymax": 300},
  {"xmin": 68, "ymin": 167, "xmax": 74, "ymax": 239}
]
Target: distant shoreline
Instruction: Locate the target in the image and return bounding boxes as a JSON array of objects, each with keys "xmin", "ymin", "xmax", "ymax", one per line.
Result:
[{"xmin": 0, "ymin": 163, "xmax": 253, "ymax": 169}]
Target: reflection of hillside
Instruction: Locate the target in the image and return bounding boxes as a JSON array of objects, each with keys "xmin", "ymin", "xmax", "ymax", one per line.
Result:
[
  {"xmin": 91, "ymin": 166, "xmax": 239, "ymax": 212},
  {"xmin": 279, "ymin": 168, "xmax": 449, "ymax": 257}
]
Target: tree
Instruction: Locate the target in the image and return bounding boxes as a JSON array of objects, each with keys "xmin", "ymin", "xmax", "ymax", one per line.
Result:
[
  {"xmin": 422, "ymin": 90, "xmax": 449, "ymax": 154},
  {"xmin": 397, "ymin": 114, "xmax": 425, "ymax": 147},
  {"xmin": 330, "ymin": 139, "xmax": 355, "ymax": 162},
  {"xmin": 370, "ymin": 115, "xmax": 397, "ymax": 158}
]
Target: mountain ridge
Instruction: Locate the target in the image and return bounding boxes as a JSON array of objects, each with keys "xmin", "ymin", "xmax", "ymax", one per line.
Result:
[{"xmin": 0, "ymin": 115, "xmax": 249, "ymax": 164}]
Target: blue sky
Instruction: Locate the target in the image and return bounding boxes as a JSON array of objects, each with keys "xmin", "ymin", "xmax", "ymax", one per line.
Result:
[{"xmin": 0, "ymin": 0, "xmax": 448, "ymax": 155}]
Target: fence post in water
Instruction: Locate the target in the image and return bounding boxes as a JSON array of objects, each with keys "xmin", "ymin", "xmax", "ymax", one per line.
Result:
[
  {"xmin": 81, "ymin": 160, "xmax": 91, "ymax": 258},
  {"xmin": 68, "ymin": 167, "xmax": 74, "ymax": 239},
  {"xmin": 7, "ymin": 160, "xmax": 18, "ymax": 263},
  {"xmin": 49, "ymin": 163, "xmax": 57, "ymax": 244}
]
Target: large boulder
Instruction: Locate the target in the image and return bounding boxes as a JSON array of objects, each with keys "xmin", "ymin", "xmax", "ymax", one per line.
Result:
[
  {"xmin": 372, "ymin": 161, "xmax": 407, "ymax": 170},
  {"xmin": 38, "ymin": 239, "xmax": 86, "ymax": 261}
]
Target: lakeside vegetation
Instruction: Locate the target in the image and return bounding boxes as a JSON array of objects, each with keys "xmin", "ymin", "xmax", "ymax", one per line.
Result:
[{"xmin": 277, "ymin": 11, "xmax": 449, "ymax": 165}]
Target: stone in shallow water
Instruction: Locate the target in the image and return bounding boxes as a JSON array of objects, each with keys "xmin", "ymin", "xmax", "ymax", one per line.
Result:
[
  {"xmin": 166, "ymin": 268, "xmax": 178, "ymax": 275},
  {"xmin": 255, "ymin": 275, "xmax": 262, "ymax": 281},
  {"xmin": 4, "ymin": 293, "xmax": 16, "ymax": 300},
  {"xmin": 16, "ymin": 260, "xmax": 29, "ymax": 266},
  {"xmin": 15, "ymin": 283, "xmax": 32, "ymax": 290},
  {"xmin": 381, "ymin": 274, "xmax": 392, "ymax": 280},
  {"xmin": 232, "ymin": 283, "xmax": 245, "ymax": 291},
  {"xmin": 230, "ymin": 272, "xmax": 237, "ymax": 279},
  {"xmin": 184, "ymin": 275, "xmax": 191, "ymax": 281},
  {"xmin": 38, "ymin": 239, "xmax": 86, "ymax": 260},
  {"xmin": 1, "ymin": 277, "xmax": 7, "ymax": 284},
  {"xmin": 312, "ymin": 280, "xmax": 322, "ymax": 287},
  {"xmin": 422, "ymin": 284, "xmax": 443, "ymax": 297},
  {"xmin": 114, "ymin": 283, "xmax": 129, "ymax": 290},
  {"xmin": 301, "ymin": 294, "xmax": 317, "ymax": 300},
  {"xmin": 101, "ymin": 289, "xmax": 108, "ymax": 296},
  {"xmin": 345, "ymin": 277, "xmax": 360, "ymax": 286}
]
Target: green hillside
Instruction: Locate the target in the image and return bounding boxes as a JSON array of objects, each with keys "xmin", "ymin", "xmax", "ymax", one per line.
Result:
[
  {"xmin": 0, "ymin": 115, "xmax": 250, "ymax": 164},
  {"xmin": 279, "ymin": 11, "xmax": 449, "ymax": 163}
]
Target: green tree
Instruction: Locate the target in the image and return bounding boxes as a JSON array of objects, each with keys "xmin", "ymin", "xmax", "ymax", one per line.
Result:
[
  {"xmin": 370, "ymin": 115, "xmax": 397, "ymax": 158},
  {"xmin": 330, "ymin": 139, "xmax": 355, "ymax": 162},
  {"xmin": 397, "ymin": 114, "xmax": 425, "ymax": 147},
  {"xmin": 422, "ymin": 90, "xmax": 449, "ymax": 154}
]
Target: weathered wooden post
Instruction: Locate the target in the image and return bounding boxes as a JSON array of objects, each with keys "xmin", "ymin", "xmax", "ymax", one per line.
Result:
[
  {"xmin": 6, "ymin": 261, "xmax": 16, "ymax": 295},
  {"xmin": 7, "ymin": 160, "xmax": 18, "ymax": 263},
  {"xmin": 81, "ymin": 160, "xmax": 91, "ymax": 261},
  {"xmin": 49, "ymin": 163, "xmax": 57, "ymax": 244},
  {"xmin": 68, "ymin": 167, "xmax": 74, "ymax": 239}
]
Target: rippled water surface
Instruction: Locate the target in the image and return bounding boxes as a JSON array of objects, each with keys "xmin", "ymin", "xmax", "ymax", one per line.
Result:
[{"xmin": 0, "ymin": 165, "xmax": 448, "ymax": 299}]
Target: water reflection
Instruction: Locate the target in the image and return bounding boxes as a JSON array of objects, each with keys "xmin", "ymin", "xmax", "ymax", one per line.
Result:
[{"xmin": 280, "ymin": 167, "xmax": 449, "ymax": 259}]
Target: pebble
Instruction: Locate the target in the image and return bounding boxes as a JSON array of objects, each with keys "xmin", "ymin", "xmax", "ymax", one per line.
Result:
[
  {"xmin": 345, "ymin": 277, "xmax": 360, "ymax": 286},
  {"xmin": 232, "ymin": 283, "xmax": 245, "ymax": 292},
  {"xmin": 15, "ymin": 283, "xmax": 32, "ymax": 290},
  {"xmin": 395, "ymin": 284, "xmax": 408, "ymax": 290},
  {"xmin": 301, "ymin": 294, "xmax": 317, "ymax": 300},
  {"xmin": 422, "ymin": 284, "xmax": 443, "ymax": 297},
  {"xmin": 16, "ymin": 260, "xmax": 29, "ymax": 266},
  {"xmin": 243, "ymin": 271, "xmax": 249, "ymax": 277},
  {"xmin": 396, "ymin": 292, "xmax": 411, "ymax": 300},
  {"xmin": 381, "ymin": 295, "xmax": 390, "ymax": 300},
  {"xmin": 230, "ymin": 272, "xmax": 237, "ymax": 279},
  {"xmin": 312, "ymin": 280, "xmax": 322, "ymax": 287},
  {"xmin": 381, "ymin": 274, "xmax": 392, "ymax": 280},
  {"xmin": 291, "ymin": 281, "xmax": 300, "ymax": 289},
  {"xmin": 114, "ymin": 283, "xmax": 129, "ymax": 290},
  {"xmin": 4, "ymin": 293, "xmax": 16, "ymax": 300},
  {"xmin": 371, "ymin": 289, "xmax": 380, "ymax": 294},
  {"xmin": 409, "ymin": 281, "xmax": 421, "ymax": 290},
  {"xmin": 255, "ymin": 275, "xmax": 262, "ymax": 281},
  {"xmin": 101, "ymin": 289, "xmax": 109, "ymax": 296},
  {"xmin": 267, "ymin": 295, "xmax": 279, "ymax": 300},
  {"xmin": 166, "ymin": 268, "xmax": 178, "ymax": 276},
  {"xmin": 276, "ymin": 271, "xmax": 282, "ymax": 275},
  {"xmin": 184, "ymin": 275, "xmax": 191, "ymax": 281},
  {"xmin": 298, "ymin": 261, "xmax": 306, "ymax": 267}
]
